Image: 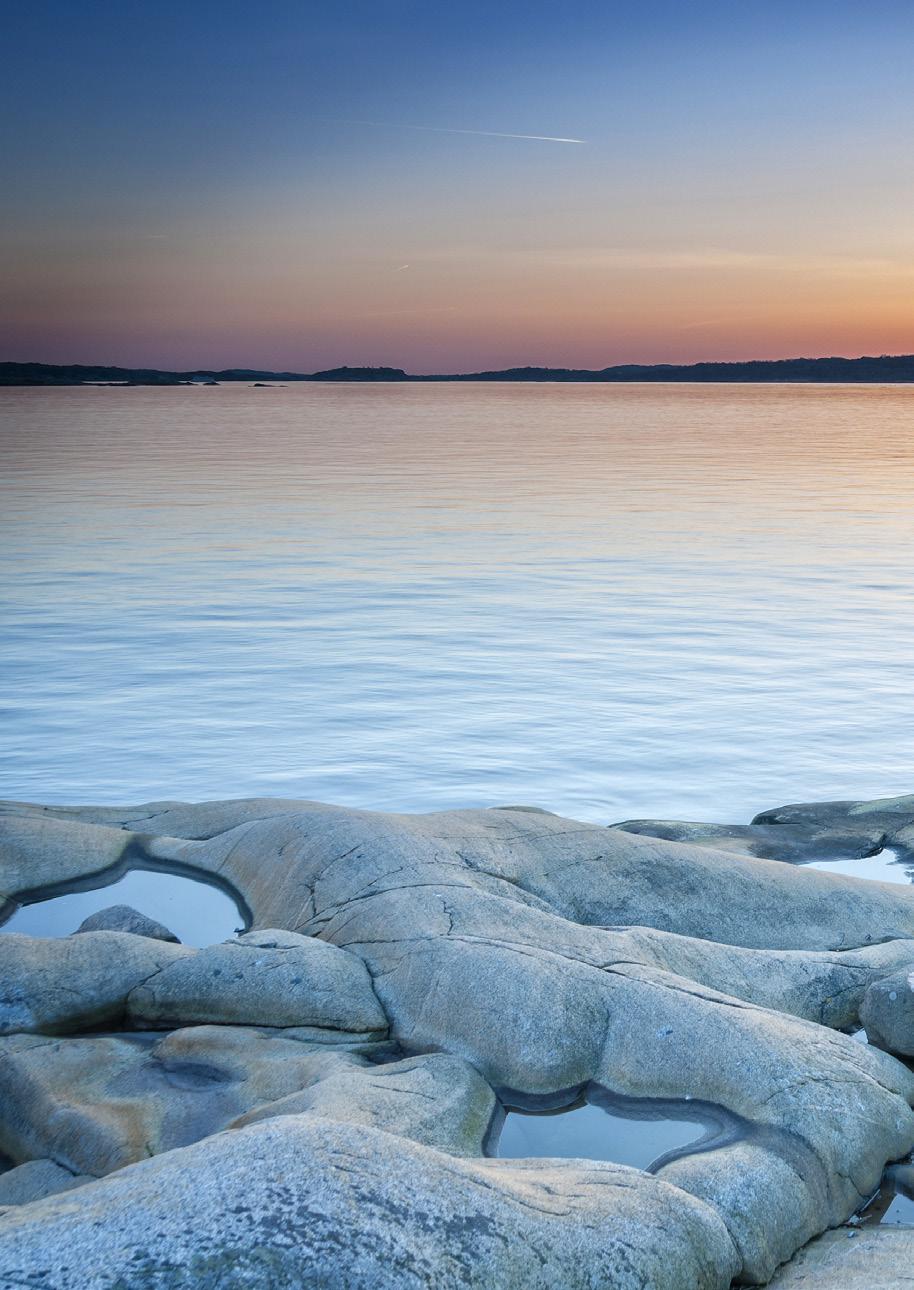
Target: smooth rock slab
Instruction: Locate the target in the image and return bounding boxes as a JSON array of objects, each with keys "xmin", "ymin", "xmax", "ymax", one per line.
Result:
[
  {"xmin": 0, "ymin": 814, "xmax": 136, "ymax": 906},
  {"xmin": 0, "ymin": 1159, "xmax": 91, "ymax": 1206},
  {"xmin": 0, "ymin": 1115, "xmax": 742, "ymax": 1290},
  {"xmin": 765, "ymin": 1226, "xmax": 914, "ymax": 1289},
  {"xmin": 126, "ymin": 929, "xmax": 387, "ymax": 1032},
  {"xmin": 861, "ymin": 968, "xmax": 914, "ymax": 1057},
  {"xmin": 233, "ymin": 1051, "xmax": 495, "ymax": 1156}
]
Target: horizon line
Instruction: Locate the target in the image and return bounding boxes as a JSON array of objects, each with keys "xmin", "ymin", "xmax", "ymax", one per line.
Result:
[{"xmin": 5, "ymin": 351, "xmax": 914, "ymax": 386}]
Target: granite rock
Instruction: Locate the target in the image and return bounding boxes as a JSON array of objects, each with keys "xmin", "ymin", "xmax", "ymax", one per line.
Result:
[
  {"xmin": 233, "ymin": 1050, "xmax": 495, "ymax": 1156},
  {"xmin": 861, "ymin": 967, "xmax": 914, "ymax": 1056},
  {"xmin": 6, "ymin": 793, "xmax": 914, "ymax": 1286},
  {"xmin": 0, "ymin": 1115, "xmax": 741, "ymax": 1290},
  {"xmin": 126, "ymin": 929, "xmax": 387, "ymax": 1032},
  {"xmin": 0, "ymin": 1026, "xmax": 485, "ymax": 1176},
  {"xmin": 765, "ymin": 1226, "xmax": 914, "ymax": 1289},
  {"xmin": 75, "ymin": 904, "xmax": 180, "ymax": 942},
  {"xmin": 0, "ymin": 931, "xmax": 191, "ymax": 1035},
  {"xmin": 0, "ymin": 1158, "xmax": 91, "ymax": 1206}
]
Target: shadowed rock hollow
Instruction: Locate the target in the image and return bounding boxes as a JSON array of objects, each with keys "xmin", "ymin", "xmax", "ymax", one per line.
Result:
[{"xmin": 3, "ymin": 793, "xmax": 914, "ymax": 1287}]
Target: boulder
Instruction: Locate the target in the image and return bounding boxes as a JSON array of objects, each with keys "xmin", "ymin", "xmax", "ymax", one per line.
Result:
[
  {"xmin": 0, "ymin": 1115, "xmax": 741, "ymax": 1290},
  {"xmin": 0, "ymin": 931, "xmax": 191, "ymax": 1035},
  {"xmin": 860, "ymin": 968, "xmax": 914, "ymax": 1055},
  {"xmin": 157, "ymin": 801, "xmax": 914, "ymax": 952},
  {"xmin": 74, "ymin": 904, "xmax": 180, "ymax": 942},
  {"xmin": 126, "ymin": 929, "xmax": 387, "ymax": 1032},
  {"xmin": 884, "ymin": 1159, "xmax": 914, "ymax": 1196}
]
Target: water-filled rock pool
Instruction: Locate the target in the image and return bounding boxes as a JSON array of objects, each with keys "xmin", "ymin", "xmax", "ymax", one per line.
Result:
[
  {"xmin": 808, "ymin": 847, "xmax": 911, "ymax": 884},
  {"xmin": 0, "ymin": 868, "xmax": 245, "ymax": 946},
  {"xmin": 492, "ymin": 1087, "xmax": 738, "ymax": 1172}
]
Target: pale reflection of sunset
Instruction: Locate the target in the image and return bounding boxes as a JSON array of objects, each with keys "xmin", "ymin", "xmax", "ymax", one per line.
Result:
[{"xmin": 4, "ymin": 382, "xmax": 914, "ymax": 821}]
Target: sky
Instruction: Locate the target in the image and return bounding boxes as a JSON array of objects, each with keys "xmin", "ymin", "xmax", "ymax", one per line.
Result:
[{"xmin": 2, "ymin": 0, "xmax": 913, "ymax": 372}]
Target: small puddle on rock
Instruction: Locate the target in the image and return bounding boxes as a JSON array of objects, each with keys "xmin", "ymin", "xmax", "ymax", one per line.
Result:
[
  {"xmin": 491, "ymin": 1085, "xmax": 737, "ymax": 1172},
  {"xmin": 856, "ymin": 1165, "xmax": 914, "ymax": 1227},
  {"xmin": 0, "ymin": 870, "xmax": 245, "ymax": 947},
  {"xmin": 808, "ymin": 847, "xmax": 911, "ymax": 885}
]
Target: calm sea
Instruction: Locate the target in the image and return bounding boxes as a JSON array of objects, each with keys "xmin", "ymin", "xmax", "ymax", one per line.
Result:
[{"xmin": 2, "ymin": 382, "xmax": 913, "ymax": 825}]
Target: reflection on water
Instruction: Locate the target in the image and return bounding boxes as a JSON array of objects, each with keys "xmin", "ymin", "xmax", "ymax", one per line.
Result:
[
  {"xmin": 3, "ymin": 383, "xmax": 914, "ymax": 824},
  {"xmin": 809, "ymin": 848, "xmax": 911, "ymax": 885},
  {"xmin": 492, "ymin": 1088, "xmax": 734, "ymax": 1171},
  {"xmin": 865, "ymin": 1192, "xmax": 914, "ymax": 1226},
  {"xmin": 857, "ymin": 1166, "xmax": 914, "ymax": 1227},
  {"xmin": 0, "ymin": 870, "xmax": 244, "ymax": 946}
]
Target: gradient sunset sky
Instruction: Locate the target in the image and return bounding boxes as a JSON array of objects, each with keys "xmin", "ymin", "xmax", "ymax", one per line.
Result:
[{"xmin": 3, "ymin": 0, "xmax": 913, "ymax": 372}]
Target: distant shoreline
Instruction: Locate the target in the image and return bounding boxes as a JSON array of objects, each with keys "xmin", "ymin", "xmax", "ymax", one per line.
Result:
[{"xmin": 3, "ymin": 355, "xmax": 914, "ymax": 386}]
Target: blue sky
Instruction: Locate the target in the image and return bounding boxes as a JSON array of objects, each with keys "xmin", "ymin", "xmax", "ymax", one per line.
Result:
[{"xmin": 3, "ymin": 0, "xmax": 913, "ymax": 369}]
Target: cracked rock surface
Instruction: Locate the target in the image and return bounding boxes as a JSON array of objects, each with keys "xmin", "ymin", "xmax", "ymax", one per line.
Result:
[{"xmin": 3, "ymin": 793, "xmax": 914, "ymax": 1287}]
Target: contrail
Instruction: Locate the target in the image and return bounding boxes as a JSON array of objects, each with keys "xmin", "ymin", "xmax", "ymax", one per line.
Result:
[{"xmin": 330, "ymin": 118, "xmax": 585, "ymax": 144}]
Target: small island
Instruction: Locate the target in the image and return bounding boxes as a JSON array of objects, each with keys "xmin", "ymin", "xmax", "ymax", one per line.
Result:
[{"xmin": 4, "ymin": 353, "xmax": 914, "ymax": 386}]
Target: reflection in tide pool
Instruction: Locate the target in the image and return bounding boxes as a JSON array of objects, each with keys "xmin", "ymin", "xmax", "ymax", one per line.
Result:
[
  {"xmin": 809, "ymin": 848, "xmax": 910, "ymax": 885},
  {"xmin": 493, "ymin": 1091, "xmax": 732, "ymax": 1172},
  {"xmin": 868, "ymin": 1193, "xmax": 914, "ymax": 1226},
  {"xmin": 858, "ymin": 1168, "xmax": 914, "ymax": 1227},
  {"xmin": 0, "ymin": 869, "xmax": 245, "ymax": 946}
]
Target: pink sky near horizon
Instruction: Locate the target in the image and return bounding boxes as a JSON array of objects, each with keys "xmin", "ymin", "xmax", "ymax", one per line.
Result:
[{"xmin": 4, "ymin": 231, "xmax": 914, "ymax": 373}]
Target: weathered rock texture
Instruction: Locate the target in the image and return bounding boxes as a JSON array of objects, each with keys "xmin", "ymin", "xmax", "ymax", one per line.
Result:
[
  {"xmin": 3, "ymin": 793, "xmax": 914, "ymax": 1287},
  {"xmin": 0, "ymin": 930, "xmax": 191, "ymax": 1035},
  {"xmin": 765, "ymin": 1226, "xmax": 914, "ymax": 1288},
  {"xmin": 0, "ymin": 1158, "xmax": 90, "ymax": 1207},
  {"xmin": 0, "ymin": 1027, "xmax": 490, "ymax": 1177},
  {"xmin": 127, "ymin": 929, "xmax": 387, "ymax": 1031},
  {"xmin": 861, "ymin": 967, "xmax": 914, "ymax": 1057},
  {"xmin": 0, "ymin": 927, "xmax": 385, "ymax": 1039},
  {"xmin": 0, "ymin": 1115, "xmax": 741, "ymax": 1290}
]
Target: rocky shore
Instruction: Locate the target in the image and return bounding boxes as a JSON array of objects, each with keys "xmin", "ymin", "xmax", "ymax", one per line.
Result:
[{"xmin": 3, "ymin": 793, "xmax": 914, "ymax": 1287}]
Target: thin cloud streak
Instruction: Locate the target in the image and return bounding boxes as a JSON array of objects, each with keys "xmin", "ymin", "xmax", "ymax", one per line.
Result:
[{"xmin": 329, "ymin": 118, "xmax": 585, "ymax": 144}]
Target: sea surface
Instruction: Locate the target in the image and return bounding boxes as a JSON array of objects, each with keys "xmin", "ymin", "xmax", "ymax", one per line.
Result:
[{"xmin": 2, "ymin": 382, "xmax": 914, "ymax": 826}]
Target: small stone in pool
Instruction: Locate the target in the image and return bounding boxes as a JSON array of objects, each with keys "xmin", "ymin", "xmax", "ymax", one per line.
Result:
[{"xmin": 74, "ymin": 905, "xmax": 180, "ymax": 943}]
